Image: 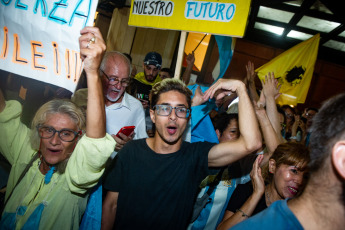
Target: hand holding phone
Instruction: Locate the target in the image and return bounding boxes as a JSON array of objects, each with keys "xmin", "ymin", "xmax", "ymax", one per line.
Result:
[{"xmin": 115, "ymin": 126, "xmax": 135, "ymax": 138}]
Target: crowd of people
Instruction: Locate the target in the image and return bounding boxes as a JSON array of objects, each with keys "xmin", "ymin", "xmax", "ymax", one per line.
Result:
[{"xmin": 0, "ymin": 26, "xmax": 344, "ymax": 230}]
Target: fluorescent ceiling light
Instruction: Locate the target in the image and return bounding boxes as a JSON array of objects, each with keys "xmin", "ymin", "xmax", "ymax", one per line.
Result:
[
  {"xmin": 258, "ymin": 6, "xmax": 294, "ymax": 23},
  {"xmin": 339, "ymin": 31, "xmax": 345, "ymax": 38},
  {"xmin": 297, "ymin": 16, "xmax": 340, "ymax": 33},
  {"xmin": 284, "ymin": 1, "xmax": 302, "ymax": 7},
  {"xmin": 254, "ymin": 22, "xmax": 284, "ymax": 35},
  {"xmin": 323, "ymin": 40, "xmax": 345, "ymax": 52},
  {"xmin": 287, "ymin": 30, "xmax": 313, "ymax": 40}
]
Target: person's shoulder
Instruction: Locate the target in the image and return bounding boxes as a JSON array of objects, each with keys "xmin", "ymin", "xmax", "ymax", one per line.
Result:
[
  {"xmin": 127, "ymin": 138, "xmax": 146, "ymax": 147},
  {"xmin": 232, "ymin": 200, "xmax": 300, "ymax": 230},
  {"xmin": 184, "ymin": 141, "xmax": 216, "ymax": 148},
  {"xmin": 182, "ymin": 141, "xmax": 216, "ymax": 155},
  {"xmin": 230, "ymin": 205, "xmax": 276, "ymax": 229},
  {"xmin": 122, "ymin": 138, "xmax": 145, "ymax": 149},
  {"xmin": 117, "ymin": 138, "xmax": 146, "ymax": 156},
  {"xmin": 130, "ymin": 76, "xmax": 142, "ymax": 86},
  {"xmin": 132, "ymin": 77, "xmax": 141, "ymax": 83}
]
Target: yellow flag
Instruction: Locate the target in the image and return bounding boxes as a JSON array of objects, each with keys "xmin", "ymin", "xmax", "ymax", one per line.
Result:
[{"xmin": 256, "ymin": 34, "xmax": 320, "ymax": 106}]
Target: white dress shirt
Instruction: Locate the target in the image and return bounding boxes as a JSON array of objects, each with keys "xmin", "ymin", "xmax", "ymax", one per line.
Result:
[{"xmin": 106, "ymin": 92, "xmax": 147, "ymax": 158}]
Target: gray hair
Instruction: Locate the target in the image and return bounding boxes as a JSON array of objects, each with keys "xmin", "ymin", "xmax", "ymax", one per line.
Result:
[
  {"xmin": 30, "ymin": 99, "xmax": 86, "ymax": 151},
  {"xmin": 99, "ymin": 51, "xmax": 132, "ymax": 78}
]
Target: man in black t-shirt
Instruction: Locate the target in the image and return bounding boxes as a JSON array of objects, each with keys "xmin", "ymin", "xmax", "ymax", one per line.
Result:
[{"xmin": 102, "ymin": 78, "xmax": 262, "ymax": 230}]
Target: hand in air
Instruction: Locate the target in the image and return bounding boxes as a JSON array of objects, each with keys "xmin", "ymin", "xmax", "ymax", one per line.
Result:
[
  {"xmin": 79, "ymin": 27, "xmax": 106, "ymax": 75},
  {"xmin": 203, "ymin": 79, "xmax": 245, "ymax": 102},
  {"xmin": 261, "ymin": 72, "xmax": 281, "ymax": 100},
  {"xmin": 186, "ymin": 52, "xmax": 195, "ymax": 67},
  {"xmin": 250, "ymin": 154, "xmax": 265, "ymax": 196},
  {"xmin": 191, "ymin": 85, "xmax": 207, "ymax": 107},
  {"xmin": 245, "ymin": 61, "xmax": 256, "ymax": 86}
]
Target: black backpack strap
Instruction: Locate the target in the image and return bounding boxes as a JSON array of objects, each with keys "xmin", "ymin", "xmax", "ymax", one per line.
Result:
[
  {"xmin": 3, "ymin": 153, "xmax": 39, "ymax": 208},
  {"xmin": 206, "ymin": 166, "xmax": 226, "ymax": 196}
]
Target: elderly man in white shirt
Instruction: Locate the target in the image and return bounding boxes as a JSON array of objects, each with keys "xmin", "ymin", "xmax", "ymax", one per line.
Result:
[{"xmin": 73, "ymin": 51, "xmax": 147, "ymax": 158}]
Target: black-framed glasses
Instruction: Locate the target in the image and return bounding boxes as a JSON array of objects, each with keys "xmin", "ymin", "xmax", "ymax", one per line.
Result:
[
  {"xmin": 153, "ymin": 105, "xmax": 190, "ymax": 118},
  {"xmin": 37, "ymin": 125, "xmax": 82, "ymax": 142},
  {"xmin": 101, "ymin": 70, "xmax": 130, "ymax": 87}
]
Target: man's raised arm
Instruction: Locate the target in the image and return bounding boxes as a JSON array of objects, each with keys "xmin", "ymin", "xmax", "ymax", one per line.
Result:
[{"xmin": 203, "ymin": 79, "xmax": 262, "ymax": 167}]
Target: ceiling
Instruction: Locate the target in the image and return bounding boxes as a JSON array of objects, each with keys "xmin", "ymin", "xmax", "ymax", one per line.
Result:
[
  {"xmin": 245, "ymin": 0, "xmax": 345, "ymax": 66},
  {"xmin": 97, "ymin": 0, "xmax": 345, "ymax": 66}
]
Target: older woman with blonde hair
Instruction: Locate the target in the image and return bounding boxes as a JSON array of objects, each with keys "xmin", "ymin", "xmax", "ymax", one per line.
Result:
[{"xmin": 0, "ymin": 27, "xmax": 115, "ymax": 229}]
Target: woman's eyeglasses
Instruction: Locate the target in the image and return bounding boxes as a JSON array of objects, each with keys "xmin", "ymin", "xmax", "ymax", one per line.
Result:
[{"xmin": 37, "ymin": 125, "xmax": 82, "ymax": 142}]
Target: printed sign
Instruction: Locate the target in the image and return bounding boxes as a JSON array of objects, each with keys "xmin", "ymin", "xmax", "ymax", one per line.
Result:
[
  {"xmin": 129, "ymin": 0, "xmax": 251, "ymax": 37},
  {"xmin": 0, "ymin": 0, "xmax": 98, "ymax": 92}
]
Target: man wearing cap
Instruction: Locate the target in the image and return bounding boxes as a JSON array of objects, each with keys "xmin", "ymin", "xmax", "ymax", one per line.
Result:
[
  {"xmin": 129, "ymin": 51, "xmax": 162, "ymax": 136},
  {"xmin": 129, "ymin": 51, "xmax": 162, "ymax": 109}
]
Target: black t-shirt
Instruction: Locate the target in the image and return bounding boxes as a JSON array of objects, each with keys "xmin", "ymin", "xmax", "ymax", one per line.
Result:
[
  {"xmin": 226, "ymin": 181, "xmax": 267, "ymax": 216},
  {"xmin": 129, "ymin": 78, "xmax": 152, "ymax": 101},
  {"xmin": 104, "ymin": 139, "xmax": 215, "ymax": 230}
]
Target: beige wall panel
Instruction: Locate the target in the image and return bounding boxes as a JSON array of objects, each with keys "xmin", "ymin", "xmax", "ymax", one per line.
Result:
[
  {"xmin": 107, "ymin": 8, "xmax": 179, "ymax": 74},
  {"xmin": 131, "ymin": 28, "xmax": 179, "ymax": 73},
  {"xmin": 154, "ymin": 30, "xmax": 169, "ymax": 68},
  {"xmin": 122, "ymin": 25, "xmax": 137, "ymax": 54},
  {"xmin": 117, "ymin": 9, "xmax": 135, "ymax": 53},
  {"xmin": 106, "ymin": 9, "xmax": 121, "ymax": 51},
  {"xmin": 131, "ymin": 28, "xmax": 150, "ymax": 73},
  {"xmin": 94, "ymin": 14, "xmax": 112, "ymax": 42},
  {"xmin": 106, "ymin": 8, "xmax": 135, "ymax": 53},
  {"xmin": 162, "ymin": 30, "xmax": 179, "ymax": 69}
]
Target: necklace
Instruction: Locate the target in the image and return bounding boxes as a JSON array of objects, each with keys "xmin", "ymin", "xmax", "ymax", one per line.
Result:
[{"xmin": 265, "ymin": 187, "xmax": 272, "ymax": 206}]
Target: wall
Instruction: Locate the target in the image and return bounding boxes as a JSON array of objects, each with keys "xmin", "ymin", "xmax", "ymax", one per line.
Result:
[{"xmin": 105, "ymin": 8, "xmax": 179, "ymax": 74}]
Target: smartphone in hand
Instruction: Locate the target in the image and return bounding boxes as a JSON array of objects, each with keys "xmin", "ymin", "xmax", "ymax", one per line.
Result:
[{"xmin": 115, "ymin": 126, "xmax": 135, "ymax": 138}]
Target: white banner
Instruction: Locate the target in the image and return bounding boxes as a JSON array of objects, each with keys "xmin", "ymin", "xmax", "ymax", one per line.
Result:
[{"xmin": 0, "ymin": 0, "xmax": 98, "ymax": 92}]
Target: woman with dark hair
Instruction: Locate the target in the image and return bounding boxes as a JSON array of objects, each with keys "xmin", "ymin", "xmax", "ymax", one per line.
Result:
[
  {"xmin": 281, "ymin": 105, "xmax": 296, "ymax": 140},
  {"xmin": 217, "ymin": 142, "xmax": 310, "ymax": 229}
]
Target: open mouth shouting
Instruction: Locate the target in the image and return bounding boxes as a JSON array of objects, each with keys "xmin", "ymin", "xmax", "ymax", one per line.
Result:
[
  {"xmin": 109, "ymin": 89, "xmax": 120, "ymax": 96},
  {"xmin": 167, "ymin": 124, "xmax": 177, "ymax": 135},
  {"xmin": 106, "ymin": 88, "xmax": 121, "ymax": 102},
  {"xmin": 47, "ymin": 148, "xmax": 63, "ymax": 155}
]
